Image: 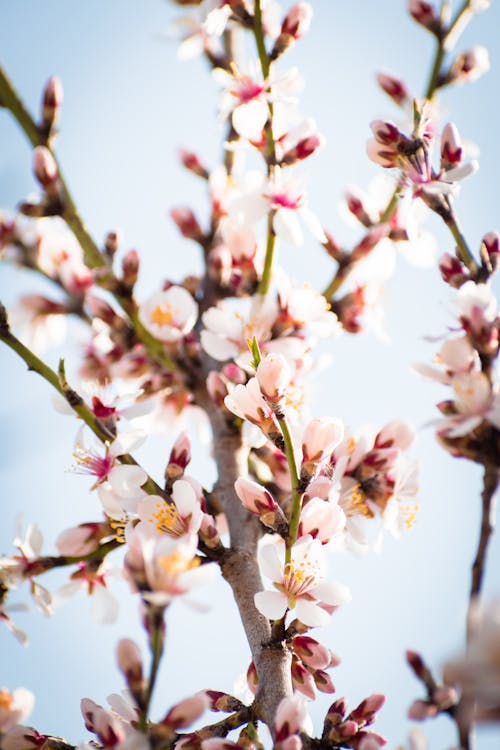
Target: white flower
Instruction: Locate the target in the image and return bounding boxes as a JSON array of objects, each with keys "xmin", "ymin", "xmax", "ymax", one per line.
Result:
[
  {"xmin": 0, "ymin": 688, "xmax": 35, "ymax": 733},
  {"xmin": 139, "ymin": 286, "xmax": 198, "ymax": 342},
  {"xmin": 254, "ymin": 534, "xmax": 351, "ymax": 626},
  {"xmin": 136, "ymin": 480, "xmax": 203, "ymax": 539},
  {"xmin": 72, "ymin": 427, "xmax": 148, "ymax": 515}
]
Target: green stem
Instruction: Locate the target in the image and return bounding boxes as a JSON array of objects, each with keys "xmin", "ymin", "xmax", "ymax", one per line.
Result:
[
  {"xmin": 253, "ymin": 1, "xmax": 278, "ymax": 295},
  {"xmin": 258, "ymin": 213, "xmax": 277, "ymax": 296},
  {"xmin": 445, "ymin": 211, "xmax": 479, "ymax": 276},
  {"xmin": 140, "ymin": 612, "xmax": 165, "ymax": 730},
  {"xmin": 0, "ymin": 304, "xmax": 162, "ymax": 496},
  {"xmin": 278, "ymin": 416, "xmax": 301, "ymax": 564}
]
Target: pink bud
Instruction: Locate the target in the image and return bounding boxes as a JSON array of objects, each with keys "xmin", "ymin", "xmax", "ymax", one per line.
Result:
[
  {"xmin": 169, "ymin": 432, "xmax": 191, "ymax": 472},
  {"xmin": 282, "ymin": 134, "xmax": 322, "ymax": 165},
  {"xmin": 41, "ymin": 76, "xmax": 63, "ymax": 130},
  {"xmin": 482, "ymin": 231, "xmax": 500, "ymax": 273},
  {"xmin": 104, "ymin": 230, "xmax": 122, "ymax": 257},
  {"xmin": 256, "ymin": 353, "xmax": 292, "ymax": 404},
  {"xmin": 439, "ymin": 253, "xmax": 469, "ymax": 288},
  {"xmin": 441, "ymin": 123, "xmax": 462, "ymax": 169},
  {"xmin": 163, "ymin": 692, "xmax": 210, "ymax": 730},
  {"xmin": 408, "ymin": 0, "xmax": 439, "ymax": 31},
  {"xmin": 345, "ymin": 187, "xmax": 372, "ymax": 227},
  {"xmin": 33, "ymin": 147, "xmax": 58, "ymax": 192},
  {"xmin": 313, "ymin": 669, "xmax": 335, "ymax": 694},
  {"xmin": 376, "ymin": 72, "xmax": 409, "ymax": 106},
  {"xmin": 179, "ymin": 148, "xmax": 209, "ymax": 179},
  {"xmin": 407, "ymin": 700, "xmax": 438, "ymax": 720},
  {"xmin": 358, "ymin": 736, "xmax": 386, "ymax": 750},
  {"xmin": 121, "ymin": 249, "xmax": 139, "ymax": 290},
  {"xmin": 116, "ymin": 638, "xmax": 143, "ymax": 686},
  {"xmin": 170, "ymin": 207, "xmax": 204, "ymax": 242},
  {"xmin": 275, "ymin": 695, "xmax": 308, "ymax": 742},
  {"xmin": 246, "ymin": 660, "xmax": 258, "ymax": 695},
  {"xmin": 449, "ymin": 46, "xmax": 490, "ymax": 85},
  {"xmin": 281, "ymin": 3, "xmax": 313, "ymax": 39},
  {"xmin": 291, "ymin": 658, "xmax": 317, "ymax": 700},
  {"xmin": 351, "ymin": 694, "xmax": 386, "ymax": 722},
  {"xmin": 292, "ymin": 635, "xmax": 331, "ymax": 670},
  {"xmin": 222, "ymin": 362, "xmax": 246, "ymax": 384},
  {"xmin": 234, "ymin": 476, "xmax": 278, "ymax": 516}
]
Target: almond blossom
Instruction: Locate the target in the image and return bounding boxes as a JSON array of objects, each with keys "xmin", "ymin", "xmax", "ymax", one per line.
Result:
[
  {"xmin": 254, "ymin": 534, "xmax": 351, "ymax": 626},
  {"xmin": 139, "ymin": 286, "xmax": 198, "ymax": 343},
  {"xmin": 214, "ymin": 65, "xmax": 303, "ymax": 142},
  {"xmin": 0, "ymin": 688, "xmax": 34, "ymax": 733},
  {"xmin": 136, "ymin": 480, "xmax": 203, "ymax": 539},
  {"xmin": 72, "ymin": 427, "xmax": 148, "ymax": 515}
]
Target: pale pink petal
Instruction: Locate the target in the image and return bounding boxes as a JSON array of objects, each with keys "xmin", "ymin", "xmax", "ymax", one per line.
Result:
[
  {"xmin": 295, "ymin": 599, "xmax": 330, "ymax": 626},
  {"xmin": 232, "ymin": 100, "xmax": 268, "ymax": 141},
  {"xmin": 273, "ymin": 208, "xmax": 304, "ymax": 247},
  {"xmin": 254, "ymin": 590, "xmax": 288, "ymax": 620}
]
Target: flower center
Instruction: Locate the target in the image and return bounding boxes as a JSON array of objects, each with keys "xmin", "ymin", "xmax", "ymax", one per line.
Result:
[
  {"xmin": 158, "ymin": 551, "xmax": 200, "ymax": 577},
  {"xmin": 234, "ymin": 81, "xmax": 265, "ymax": 104},
  {"xmin": 150, "ymin": 304, "xmax": 174, "ymax": 326},
  {"xmin": 0, "ymin": 690, "xmax": 13, "ymax": 710},
  {"xmin": 73, "ymin": 447, "xmax": 114, "ymax": 482},
  {"xmin": 270, "ymin": 192, "xmax": 303, "ymax": 210},
  {"xmin": 283, "ymin": 554, "xmax": 320, "ymax": 598},
  {"xmin": 148, "ymin": 501, "xmax": 187, "ymax": 537}
]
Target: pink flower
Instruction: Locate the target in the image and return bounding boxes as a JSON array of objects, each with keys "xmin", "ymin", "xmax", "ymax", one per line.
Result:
[
  {"xmin": 275, "ymin": 695, "xmax": 309, "ymax": 750},
  {"xmin": 254, "ymin": 535, "xmax": 351, "ymax": 626},
  {"xmin": 224, "ymin": 378, "xmax": 280, "ymax": 437},
  {"xmin": 298, "ymin": 497, "xmax": 346, "ymax": 544}
]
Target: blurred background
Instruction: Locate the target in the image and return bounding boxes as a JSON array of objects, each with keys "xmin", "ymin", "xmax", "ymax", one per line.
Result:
[{"xmin": 1, "ymin": 1, "xmax": 500, "ymax": 747}]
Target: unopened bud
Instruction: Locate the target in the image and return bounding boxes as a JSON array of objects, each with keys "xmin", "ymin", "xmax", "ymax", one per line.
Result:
[
  {"xmin": 447, "ymin": 46, "xmax": 490, "ymax": 85},
  {"xmin": 407, "ymin": 700, "xmax": 438, "ymax": 721},
  {"xmin": 256, "ymin": 353, "xmax": 292, "ymax": 404},
  {"xmin": 376, "ymin": 71, "xmax": 410, "ymax": 106},
  {"xmin": 351, "ymin": 694, "xmax": 386, "ymax": 723},
  {"xmin": 162, "ymin": 692, "xmax": 210, "ymax": 730},
  {"xmin": 345, "ymin": 187, "xmax": 373, "ymax": 227},
  {"xmin": 282, "ymin": 134, "xmax": 322, "ymax": 165},
  {"xmin": 204, "ymin": 691, "xmax": 245, "ymax": 713},
  {"xmin": 40, "ymin": 76, "xmax": 63, "ymax": 133},
  {"xmin": 292, "ymin": 635, "xmax": 331, "ymax": 670},
  {"xmin": 480, "ymin": 231, "xmax": 500, "ymax": 274},
  {"xmin": 432, "ymin": 685, "xmax": 458, "ymax": 709},
  {"xmin": 179, "ymin": 149, "xmax": 209, "ymax": 179},
  {"xmin": 439, "ymin": 253, "xmax": 469, "ymax": 287},
  {"xmin": 271, "ymin": 3, "xmax": 313, "ymax": 59},
  {"xmin": 408, "ymin": 0, "xmax": 440, "ymax": 33},
  {"xmin": 33, "ymin": 146, "xmax": 59, "ymax": 198},
  {"xmin": 166, "ymin": 432, "xmax": 191, "ymax": 483},
  {"xmin": 116, "ymin": 638, "xmax": 143, "ymax": 689},
  {"xmin": 441, "ymin": 123, "xmax": 462, "ymax": 168},
  {"xmin": 301, "ymin": 417, "xmax": 344, "ymax": 479},
  {"xmin": 121, "ymin": 249, "xmax": 139, "ymax": 292},
  {"xmin": 313, "ymin": 669, "xmax": 335, "ymax": 694},
  {"xmin": 104, "ymin": 230, "xmax": 121, "ymax": 258},
  {"xmin": 170, "ymin": 207, "xmax": 205, "ymax": 243}
]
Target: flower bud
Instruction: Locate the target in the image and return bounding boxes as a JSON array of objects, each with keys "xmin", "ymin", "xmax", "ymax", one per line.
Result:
[
  {"xmin": 56, "ymin": 522, "xmax": 109, "ymax": 557},
  {"xmin": 291, "ymin": 658, "xmax": 316, "ymax": 700},
  {"xmin": 33, "ymin": 147, "xmax": 59, "ymax": 198},
  {"xmin": 281, "ymin": 3, "xmax": 313, "ymax": 38},
  {"xmin": 480, "ymin": 231, "xmax": 500, "ymax": 274},
  {"xmin": 292, "ymin": 635, "xmax": 331, "ymax": 670},
  {"xmin": 179, "ymin": 149, "xmax": 209, "ymax": 179},
  {"xmin": 275, "ymin": 695, "xmax": 308, "ymax": 742},
  {"xmin": 40, "ymin": 76, "xmax": 63, "ymax": 132},
  {"xmin": 440, "ymin": 123, "xmax": 462, "ymax": 169},
  {"xmin": 163, "ymin": 692, "xmax": 210, "ymax": 730},
  {"xmin": 121, "ymin": 249, "xmax": 139, "ymax": 292},
  {"xmin": 167, "ymin": 432, "xmax": 191, "ymax": 482},
  {"xmin": 376, "ymin": 72, "xmax": 409, "ymax": 106},
  {"xmin": 407, "ymin": 700, "xmax": 438, "ymax": 720},
  {"xmin": 313, "ymin": 669, "xmax": 335, "ymax": 694},
  {"xmin": 351, "ymin": 694, "xmax": 386, "ymax": 722},
  {"xmin": 345, "ymin": 187, "xmax": 373, "ymax": 227},
  {"xmin": 281, "ymin": 134, "xmax": 323, "ymax": 165},
  {"xmin": 438, "ymin": 253, "xmax": 469, "ymax": 288},
  {"xmin": 447, "ymin": 46, "xmax": 490, "ymax": 85},
  {"xmin": 234, "ymin": 476, "xmax": 278, "ymax": 515},
  {"xmin": 408, "ymin": 1, "xmax": 440, "ymax": 33},
  {"xmin": 375, "ymin": 421, "xmax": 415, "ymax": 450},
  {"xmin": 170, "ymin": 207, "xmax": 205, "ymax": 243},
  {"xmin": 207, "ymin": 371, "xmax": 228, "ymax": 407},
  {"xmin": 116, "ymin": 638, "xmax": 143, "ymax": 690},
  {"xmin": 256, "ymin": 353, "xmax": 292, "ymax": 404},
  {"xmin": 104, "ymin": 230, "xmax": 121, "ymax": 258}
]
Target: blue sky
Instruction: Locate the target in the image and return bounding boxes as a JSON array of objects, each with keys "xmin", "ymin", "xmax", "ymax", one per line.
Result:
[{"xmin": 1, "ymin": 1, "xmax": 500, "ymax": 748}]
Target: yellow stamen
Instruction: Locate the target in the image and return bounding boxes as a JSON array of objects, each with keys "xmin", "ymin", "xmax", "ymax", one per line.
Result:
[
  {"xmin": 149, "ymin": 502, "xmax": 184, "ymax": 537},
  {"xmin": 150, "ymin": 304, "xmax": 174, "ymax": 326},
  {"xmin": 157, "ymin": 551, "xmax": 200, "ymax": 576},
  {"xmin": 109, "ymin": 517, "xmax": 127, "ymax": 544},
  {"xmin": 0, "ymin": 690, "xmax": 13, "ymax": 710}
]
